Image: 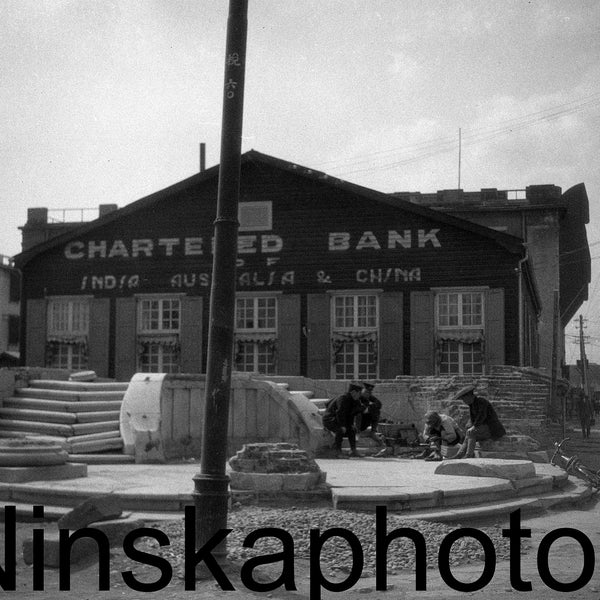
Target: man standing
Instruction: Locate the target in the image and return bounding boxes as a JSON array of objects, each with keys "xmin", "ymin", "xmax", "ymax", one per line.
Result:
[
  {"xmin": 357, "ymin": 382, "xmax": 385, "ymax": 448},
  {"xmin": 451, "ymin": 384, "xmax": 506, "ymax": 459},
  {"xmin": 322, "ymin": 381, "xmax": 364, "ymax": 458}
]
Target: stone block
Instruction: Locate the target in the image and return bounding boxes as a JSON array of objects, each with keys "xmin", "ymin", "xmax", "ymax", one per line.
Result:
[
  {"xmin": 434, "ymin": 458, "xmax": 536, "ymax": 480},
  {"xmin": 527, "ymin": 450, "xmax": 550, "ymax": 463},
  {"xmin": 23, "ymin": 517, "xmax": 144, "ymax": 567},
  {"xmin": 0, "ymin": 462, "xmax": 87, "ymax": 483},
  {"xmin": 229, "ymin": 471, "xmax": 284, "ymax": 491},
  {"xmin": 281, "ymin": 472, "xmax": 323, "ymax": 491},
  {"xmin": 58, "ymin": 494, "xmax": 124, "ymax": 529}
]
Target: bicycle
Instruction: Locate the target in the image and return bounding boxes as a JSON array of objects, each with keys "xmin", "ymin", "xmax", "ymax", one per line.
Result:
[{"xmin": 550, "ymin": 438, "xmax": 600, "ymax": 490}]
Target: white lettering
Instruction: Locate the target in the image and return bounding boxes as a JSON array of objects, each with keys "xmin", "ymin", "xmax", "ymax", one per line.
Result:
[
  {"xmin": 388, "ymin": 230, "xmax": 412, "ymax": 249},
  {"xmin": 132, "ymin": 239, "xmax": 153, "ymax": 257},
  {"xmin": 418, "ymin": 229, "xmax": 441, "ymax": 248},
  {"xmin": 158, "ymin": 238, "xmax": 180, "ymax": 256},
  {"xmin": 65, "ymin": 241, "xmax": 85, "ymax": 259},
  {"xmin": 108, "ymin": 240, "xmax": 129, "ymax": 258},
  {"xmin": 88, "ymin": 241, "xmax": 107, "ymax": 259},
  {"xmin": 329, "ymin": 232, "xmax": 350, "ymax": 251},
  {"xmin": 185, "ymin": 237, "xmax": 203, "ymax": 255},
  {"xmin": 356, "ymin": 231, "xmax": 381, "ymax": 251},
  {"xmin": 238, "ymin": 235, "xmax": 257, "ymax": 254},
  {"xmin": 261, "ymin": 235, "xmax": 283, "ymax": 253}
]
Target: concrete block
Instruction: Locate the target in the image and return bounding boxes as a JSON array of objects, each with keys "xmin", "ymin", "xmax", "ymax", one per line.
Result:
[
  {"xmin": 23, "ymin": 517, "xmax": 144, "ymax": 567},
  {"xmin": 229, "ymin": 471, "xmax": 284, "ymax": 491},
  {"xmin": 527, "ymin": 450, "xmax": 550, "ymax": 463},
  {"xmin": 434, "ymin": 458, "xmax": 536, "ymax": 480},
  {"xmin": 58, "ymin": 494, "xmax": 124, "ymax": 529},
  {"xmin": 0, "ymin": 462, "xmax": 87, "ymax": 483},
  {"xmin": 281, "ymin": 472, "xmax": 322, "ymax": 491}
]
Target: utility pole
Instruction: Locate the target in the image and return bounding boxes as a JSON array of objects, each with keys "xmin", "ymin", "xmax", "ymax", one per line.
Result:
[
  {"xmin": 457, "ymin": 127, "xmax": 462, "ymax": 190},
  {"xmin": 193, "ymin": 0, "xmax": 248, "ymax": 569},
  {"xmin": 549, "ymin": 290, "xmax": 559, "ymax": 423},
  {"xmin": 579, "ymin": 314, "xmax": 590, "ymax": 400}
]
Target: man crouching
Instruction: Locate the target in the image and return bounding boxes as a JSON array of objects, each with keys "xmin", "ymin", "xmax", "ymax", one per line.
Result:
[{"xmin": 418, "ymin": 410, "xmax": 463, "ymax": 461}]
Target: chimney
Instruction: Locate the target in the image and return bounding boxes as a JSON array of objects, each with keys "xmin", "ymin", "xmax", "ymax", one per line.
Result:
[
  {"xmin": 26, "ymin": 207, "xmax": 48, "ymax": 224},
  {"xmin": 200, "ymin": 143, "xmax": 206, "ymax": 172},
  {"xmin": 99, "ymin": 204, "xmax": 118, "ymax": 218}
]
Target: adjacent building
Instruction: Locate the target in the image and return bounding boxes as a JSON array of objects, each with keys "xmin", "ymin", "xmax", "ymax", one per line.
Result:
[
  {"xmin": 0, "ymin": 255, "xmax": 20, "ymax": 366},
  {"xmin": 16, "ymin": 151, "xmax": 544, "ymax": 382},
  {"xmin": 396, "ymin": 184, "xmax": 591, "ymax": 371}
]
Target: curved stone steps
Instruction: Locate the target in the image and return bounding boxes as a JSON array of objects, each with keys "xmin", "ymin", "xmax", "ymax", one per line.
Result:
[
  {"xmin": 0, "ymin": 380, "xmax": 128, "ymax": 456},
  {"xmin": 0, "ymin": 418, "xmax": 120, "ymax": 437},
  {"xmin": 0, "ymin": 407, "xmax": 121, "ymax": 425},
  {"xmin": 28, "ymin": 379, "xmax": 129, "ymax": 392},
  {"xmin": 13, "ymin": 388, "xmax": 125, "ymax": 402},
  {"xmin": 3, "ymin": 397, "xmax": 123, "ymax": 413}
]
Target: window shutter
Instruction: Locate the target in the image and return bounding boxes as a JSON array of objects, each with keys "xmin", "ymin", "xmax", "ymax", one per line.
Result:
[
  {"xmin": 485, "ymin": 288, "xmax": 505, "ymax": 367},
  {"xmin": 277, "ymin": 294, "xmax": 301, "ymax": 375},
  {"xmin": 114, "ymin": 297, "xmax": 137, "ymax": 381},
  {"xmin": 180, "ymin": 296, "xmax": 203, "ymax": 374},
  {"xmin": 379, "ymin": 292, "xmax": 403, "ymax": 378},
  {"xmin": 307, "ymin": 294, "xmax": 331, "ymax": 379},
  {"xmin": 88, "ymin": 298, "xmax": 110, "ymax": 378},
  {"xmin": 25, "ymin": 299, "xmax": 46, "ymax": 367},
  {"xmin": 410, "ymin": 291, "xmax": 434, "ymax": 375}
]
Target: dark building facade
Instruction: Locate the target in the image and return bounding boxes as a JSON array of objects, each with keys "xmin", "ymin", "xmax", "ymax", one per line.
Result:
[{"xmin": 16, "ymin": 151, "xmax": 540, "ymax": 382}]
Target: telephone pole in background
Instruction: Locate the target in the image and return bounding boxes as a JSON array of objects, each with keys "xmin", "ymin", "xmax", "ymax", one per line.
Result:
[
  {"xmin": 579, "ymin": 314, "xmax": 590, "ymax": 400},
  {"xmin": 193, "ymin": 0, "xmax": 248, "ymax": 568}
]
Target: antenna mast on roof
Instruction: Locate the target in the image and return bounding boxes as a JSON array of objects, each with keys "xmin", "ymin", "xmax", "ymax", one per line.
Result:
[{"xmin": 457, "ymin": 127, "xmax": 462, "ymax": 190}]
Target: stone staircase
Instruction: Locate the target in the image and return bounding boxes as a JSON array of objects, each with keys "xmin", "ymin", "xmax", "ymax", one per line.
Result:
[{"xmin": 0, "ymin": 380, "xmax": 131, "ymax": 460}]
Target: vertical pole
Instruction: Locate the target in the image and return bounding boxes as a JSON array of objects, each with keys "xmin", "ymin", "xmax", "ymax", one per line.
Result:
[
  {"xmin": 200, "ymin": 142, "xmax": 206, "ymax": 172},
  {"xmin": 457, "ymin": 127, "xmax": 462, "ymax": 190},
  {"xmin": 579, "ymin": 314, "xmax": 587, "ymax": 393},
  {"xmin": 549, "ymin": 290, "xmax": 559, "ymax": 421},
  {"xmin": 193, "ymin": 0, "xmax": 248, "ymax": 563}
]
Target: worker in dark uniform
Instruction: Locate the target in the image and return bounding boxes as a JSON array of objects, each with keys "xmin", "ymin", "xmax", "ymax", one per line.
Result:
[
  {"xmin": 357, "ymin": 382, "xmax": 385, "ymax": 448},
  {"xmin": 451, "ymin": 384, "xmax": 506, "ymax": 459},
  {"xmin": 322, "ymin": 381, "xmax": 364, "ymax": 458}
]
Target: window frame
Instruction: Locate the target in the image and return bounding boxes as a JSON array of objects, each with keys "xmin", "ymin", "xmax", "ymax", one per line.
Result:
[
  {"xmin": 137, "ymin": 297, "xmax": 181, "ymax": 334},
  {"xmin": 235, "ymin": 295, "xmax": 278, "ymax": 333},
  {"xmin": 47, "ymin": 297, "xmax": 91, "ymax": 337},
  {"xmin": 135, "ymin": 295, "xmax": 183, "ymax": 374},
  {"xmin": 330, "ymin": 291, "xmax": 380, "ymax": 380},
  {"xmin": 434, "ymin": 288, "xmax": 486, "ymax": 330}
]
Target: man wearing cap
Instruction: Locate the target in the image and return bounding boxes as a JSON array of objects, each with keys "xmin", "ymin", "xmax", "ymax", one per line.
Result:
[
  {"xmin": 451, "ymin": 385, "xmax": 506, "ymax": 459},
  {"xmin": 322, "ymin": 382, "xmax": 364, "ymax": 458},
  {"xmin": 357, "ymin": 382, "xmax": 385, "ymax": 448},
  {"xmin": 418, "ymin": 410, "xmax": 463, "ymax": 461}
]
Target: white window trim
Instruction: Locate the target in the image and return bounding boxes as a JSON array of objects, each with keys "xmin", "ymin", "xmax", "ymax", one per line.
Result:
[
  {"xmin": 439, "ymin": 339, "xmax": 485, "ymax": 376},
  {"xmin": 434, "ymin": 287, "xmax": 487, "ymax": 330},
  {"xmin": 235, "ymin": 294, "xmax": 278, "ymax": 333},
  {"xmin": 137, "ymin": 296, "xmax": 182, "ymax": 335},
  {"xmin": 46, "ymin": 297, "xmax": 91, "ymax": 337},
  {"xmin": 330, "ymin": 291, "xmax": 380, "ymax": 332},
  {"xmin": 329, "ymin": 291, "xmax": 380, "ymax": 379}
]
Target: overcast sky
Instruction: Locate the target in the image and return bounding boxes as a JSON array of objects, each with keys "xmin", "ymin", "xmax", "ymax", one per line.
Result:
[{"xmin": 1, "ymin": 0, "xmax": 599, "ymax": 362}]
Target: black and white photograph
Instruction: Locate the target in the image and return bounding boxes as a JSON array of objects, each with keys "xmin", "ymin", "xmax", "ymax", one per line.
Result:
[{"xmin": 1, "ymin": 1, "xmax": 600, "ymax": 598}]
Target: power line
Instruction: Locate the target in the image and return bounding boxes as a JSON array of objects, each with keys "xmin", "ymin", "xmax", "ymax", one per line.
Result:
[{"xmin": 312, "ymin": 91, "xmax": 600, "ymax": 178}]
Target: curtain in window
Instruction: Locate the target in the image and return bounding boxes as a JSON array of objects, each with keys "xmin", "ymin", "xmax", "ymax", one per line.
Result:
[{"xmin": 331, "ymin": 331, "xmax": 378, "ymax": 365}]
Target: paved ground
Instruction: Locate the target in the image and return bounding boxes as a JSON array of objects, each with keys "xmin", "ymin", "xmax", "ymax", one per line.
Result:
[
  {"xmin": 2, "ymin": 427, "xmax": 600, "ymax": 599},
  {"xmin": 0, "ymin": 456, "xmax": 565, "ymax": 516}
]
